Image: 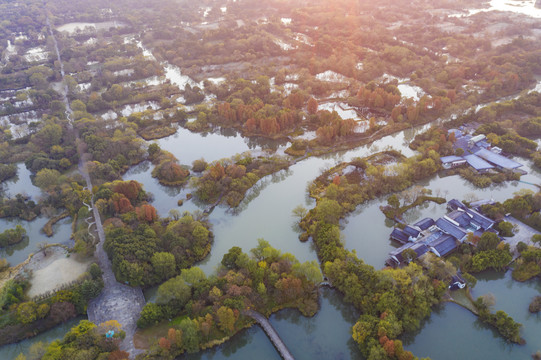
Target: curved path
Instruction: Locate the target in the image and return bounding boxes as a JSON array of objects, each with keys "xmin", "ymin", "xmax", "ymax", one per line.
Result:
[
  {"xmin": 45, "ymin": 10, "xmax": 145, "ymax": 357},
  {"xmin": 243, "ymin": 309, "xmax": 295, "ymax": 360}
]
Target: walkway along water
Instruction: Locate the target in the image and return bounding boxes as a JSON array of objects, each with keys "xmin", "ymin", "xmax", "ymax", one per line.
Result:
[
  {"xmin": 243, "ymin": 309, "xmax": 295, "ymax": 360},
  {"xmin": 45, "ymin": 9, "xmax": 145, "ymax": 357}
]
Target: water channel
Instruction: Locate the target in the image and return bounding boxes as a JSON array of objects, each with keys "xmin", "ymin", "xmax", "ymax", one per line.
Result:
[
  {"xmin": 0, "ymin": 163, "xmax": 73, "ymax": 267},
  {"xmin": 3, "ymin": 12, "xmax": 541, "ymax": 358}
]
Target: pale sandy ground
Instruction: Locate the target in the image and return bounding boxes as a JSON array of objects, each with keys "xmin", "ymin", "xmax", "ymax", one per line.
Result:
[{"xmin": 26, "ymin": 248, "xmax": 91, "ymax": 298}]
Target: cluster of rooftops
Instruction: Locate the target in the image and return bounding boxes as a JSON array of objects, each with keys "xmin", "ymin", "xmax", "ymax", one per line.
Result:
[
  {"xmin": 387, "ymin": 199, "xmax": 496, "ymax": 266},
  {"xmin": 440, "ymin": 129, "xmax": 523, "ymax": 172}
]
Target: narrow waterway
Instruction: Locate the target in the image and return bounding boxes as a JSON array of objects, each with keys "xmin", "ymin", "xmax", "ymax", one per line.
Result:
[{"xmin": 0, "ymin": 316, "xmax": 84, "ymax": 360}]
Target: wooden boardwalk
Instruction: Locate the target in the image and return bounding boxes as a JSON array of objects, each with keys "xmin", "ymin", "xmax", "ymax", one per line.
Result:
[{"xmin": 244, "ymin": 310, "xmax": 295, "ymax": 360}]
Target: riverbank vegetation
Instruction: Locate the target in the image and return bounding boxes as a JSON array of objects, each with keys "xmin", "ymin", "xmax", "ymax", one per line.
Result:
[
  {"xmin": 294, "ymin": 150, "xmax": 447, "ymax": 358},
  {"xmin": 191, "ymin": 154, "xmax": 291, "ymax": 208},
  {"xmin": 138, "ymin": 240, "xmax": 321, "ymax": 358},
  {"xmin": 474, "ymin": 296, "xmax": 524, "ymax": 344},
  {"xmin": 0, "ymin": 225, "xmax": 27, "ymax": 248}
]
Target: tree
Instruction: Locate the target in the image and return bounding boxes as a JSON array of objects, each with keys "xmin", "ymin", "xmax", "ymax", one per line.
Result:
[
  {"xmin": 151, "ymin": 252, "xmax": 176, "ymax": 281},
  {"xmin": 180, "ymin": 267, "xmax": 206, "ymax": 285},
  {"xmin": 498, "ymin": 221, "xmax": 514, "ymax": 237},
  {"xmin": 148, "ymin": 143, "xmax": 160, "ymax": 158},
  {"xmin": 17, "ymin": 302, "xmax": 38, "ymax": 324},
  {"xmin": 137, "ymin": 303, "xmax": 164, "ymax": 328},
  {"xmin": 387, "ymin": 194, "xmax": 400, "ymax": 209},
  {"xmin": 216, "ymin": 306, "xmax": 236, "ymax": 334},
  {"xmin": 307, "ymin": 97, "xmax": 318, "ymax": 115},
  {"xmin": 316, "ymin": 199, "xmax": 343, "ymax": 224},
  {"xmin": 292, "ymin": 205, "xmax": 308, "ymax": 223},
  {"xmin": 293, "ymin": 260, "xmax": 323, "ymax": 283},
  {"xmin": 178, "ymin": 319, "xmax": 199, "ymax": 353},
  {"xmin": 478, "ymin": 232, "xmax": 500, "ymax": 252},
  {"xmin": 49, "ymin": 301, "xmax": 76, "ymax": 323},
  {"xmin": 156, "ymin": 276, "xmax": 191, "ymax": 307},
  {"xmin": 222, "ymin": 246, "xmax": 243, "ymax": 269},
  {"xmin": 402, "ymin": 248, "xmax": 417, "ymax": 263}
]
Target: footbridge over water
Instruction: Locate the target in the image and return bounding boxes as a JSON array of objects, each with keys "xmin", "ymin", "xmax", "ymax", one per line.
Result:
[{"xmin": 243, "ymin": 309, "xmax": 295, "ymax": 360}]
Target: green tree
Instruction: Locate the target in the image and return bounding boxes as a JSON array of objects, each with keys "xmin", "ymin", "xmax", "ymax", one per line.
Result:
[
  {"xmin": 34, "ymin": 168, "xmax": 62, "ymax": 190},
  {"xmin": 216, "ymin": 306, "xmax": 236, "ymax": 334},
  {"xmin": 137, "ymin": 303, "xmax": 164, "ymax": 328},
  {"xmin": 293, "ymin": 261, "xmax": 323, "ymax": 283},
  {"xmin": 315, "ymin": 198, "xmax": 343, "ymax": 224},
  {"xmin": 178, "ymin": 319, "xmax": 200, "ymax": 353},
  {"xmin": 222, "ymin": 246, "xmax": 243, "ymax": 269},
  {"xmin": 292, "ymin": 205, "xmax": 308, "ymax": 223},
  {"xmin": 17, "ymin": 302, "xmax": 38, "ymax": 324},
  {"xmin": 498, "ymin": 221, "xmax": 514, "ymax": 237},
  {"xmin": 387, "ymin": 194, "xmax": 400, "ymax": 209},
  {"xmin": 478, "ymin": 232, "xmax": 501, "ymax": 252},
  {"xmin": 151, "ymin": 252, "xmax": 176, "ymax": 281},
  {"xmin": 180, "ymin": 267, "xmax": 206, "ymax": 285},
  {"xmin": 156, "ymin": 276, "xmax": 191, "ymax": 307}
]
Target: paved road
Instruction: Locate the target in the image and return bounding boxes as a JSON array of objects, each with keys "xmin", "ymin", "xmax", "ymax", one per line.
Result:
[
  {"xmin": 46, "ymin": 12, "xmax": 145, "ymax": 357},
  {"xmin": 502, "ymin": 215, "xmax": 541, "ymax": 259}
]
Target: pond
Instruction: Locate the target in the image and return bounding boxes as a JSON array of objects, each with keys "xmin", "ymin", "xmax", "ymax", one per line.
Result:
[
  {"xmin": 154, "ymin": 127, "xmax": 288, "ymax": 167},
  {"xmin": 0, "ymin": 216, "xmax": 73, "ymax": 267},
  {"xmin": 405, "ymin": 270, "xmax": 541, "ymax": 359},
  {"xmin": 0, "ymin": 163, "xmax": 42, "ymax": 200},
  {"xmin": 56, "ymin": 21, "xmax": 125, "ymax": 35},
  {"xmin": 0, "ymin": 163, "xmax": 73, "ymax": 267}
]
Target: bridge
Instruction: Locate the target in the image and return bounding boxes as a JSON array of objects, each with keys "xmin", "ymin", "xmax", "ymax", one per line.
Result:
[{"xmin": 243, "ymin": 309, "xmax": 295, "ymax": 360}]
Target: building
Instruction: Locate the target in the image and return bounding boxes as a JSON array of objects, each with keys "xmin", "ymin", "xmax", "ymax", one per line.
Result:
[
  {"xmin": 387, "ymin": 199, "xmax": 497, "ymax": 266},
  {"xmin": 463, "ymin": 154, "xmax": 494, "ymax": 173},
  {"xmin": 441, "ymin": 155, "xmax": 467, "ymax": 169},
  {"xmin": 474, "ymin": 148, "xmax": 522, "ymax": 171},
  {"xmin": 449, "ymin": 274, "xmax": 466, "ymax": 290},
  {"xmin": 444, "ymin": 129, "xmax": 523, "ymax": 173},
  {"xmin": 468, "ymin": 134, "xmax": 486, "ymax": 147}
]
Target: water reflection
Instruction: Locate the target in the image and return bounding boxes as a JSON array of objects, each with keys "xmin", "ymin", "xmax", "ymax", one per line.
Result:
[
  {"xmin": 183, "ymin": 288, "xmax": 362, "ymax": 360},
  {"xmin": 406, "ymin": 271, "xmax": 541, "ymax": 359}
]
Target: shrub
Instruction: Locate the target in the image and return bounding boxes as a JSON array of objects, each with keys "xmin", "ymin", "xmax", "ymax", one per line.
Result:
[
  {"xmin": 529, "ymin": 296, "xmax": 541, "ymax": 313},
  {"xmin": 137, "ymin": 303, "xmax": 164, "ymax": 328}
]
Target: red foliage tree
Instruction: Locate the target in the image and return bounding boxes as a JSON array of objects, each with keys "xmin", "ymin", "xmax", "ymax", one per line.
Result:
[
  {"xmin": 109, "ymin": 350, "xmax": 130, "ymax": 360},
  {"xmin": 209, "ymin": 163, "xmax": 225, "ymax": 180},
  {"xmin": 136, "ymin": 204, "xmax": 158, "ymax": 222},
  {"xmin": 307, "ymin": 97, "xmax": 318, "ymax": 115},
  {"xmin": 49, "ymin": 301, "xmax": 76, "ymax": 323},
  {"xmin": 113, "ymin": 180, "xmax": 142, "ymax": 200},
  {"xmin": 244, "ymin": 118, "xmax": 257, "ymax": 133},
  {"xmin": 159, "ymin": 337, "xmax": 171, "ymax": 350},
  {"xmin": 116, "ymin": 196, "xmax": 134, "ymax": 214},
  {"xmin": 383, "ymin": 339, "xmax": 395, "ymax": 357}
]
